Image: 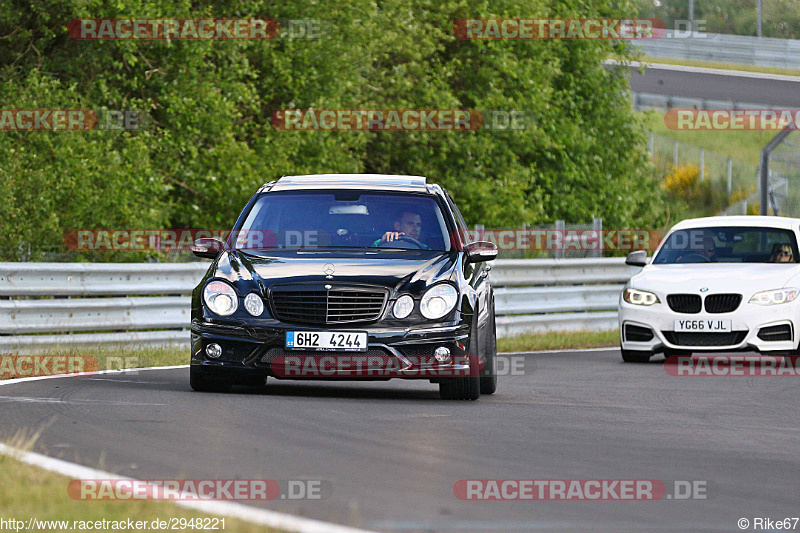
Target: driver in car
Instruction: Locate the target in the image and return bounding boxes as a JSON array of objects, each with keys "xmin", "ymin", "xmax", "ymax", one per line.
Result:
[
  {"xmin": 373, "ymin": 210, "xmax": 430, "ymax": 249},
  {"xmin": 676, "ymin": 234, "xmax": 718, "ymax": 262}
]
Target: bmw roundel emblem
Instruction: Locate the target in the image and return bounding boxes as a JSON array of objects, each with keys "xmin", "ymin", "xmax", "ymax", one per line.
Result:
[{"xmin": 699, "ymin": 287, "xmax": 709, "ymax": 292}]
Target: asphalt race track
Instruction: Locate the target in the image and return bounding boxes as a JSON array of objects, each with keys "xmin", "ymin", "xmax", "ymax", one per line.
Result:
[
  {"xmin": 1, "ymin": 349, "xmax": 798, "ymax": 532},
  {"xmin": 621, "ymin": 63, "xmax": 800, "ymax": 107}
]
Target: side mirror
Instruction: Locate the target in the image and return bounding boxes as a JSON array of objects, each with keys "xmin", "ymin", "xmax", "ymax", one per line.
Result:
[
  {"xmin": 625, "ymin": 250, "xmax": 648, "ymax": 267},
  {"xmin": 192, "ymin": 238, "xmax": 225, "ymax": 260},
  {"xmin": 465, "ymin": 241, "xmax": 498, "ymax": 264}
]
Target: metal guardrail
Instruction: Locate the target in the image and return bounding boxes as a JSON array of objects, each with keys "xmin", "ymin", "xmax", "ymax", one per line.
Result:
[
  {"xmin": 490, "ymin": 258, "xmax": 642, "ymax": 337},
  {"xmin": 633, "ymin": 92, "xmax": 783, "ymax": 111},
  {"xmin": 638, "ymin": 30, "xmax": 800, "ymax": 69},
  {"xmin": 0, "ymin": 262, "xmax": 207, "ymax": 296},
  {"xmin": 0, "ymin": 259, "xmax": 641, "ymax": 352}
]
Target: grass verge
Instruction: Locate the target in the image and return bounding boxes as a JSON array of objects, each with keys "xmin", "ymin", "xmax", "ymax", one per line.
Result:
[
  {"xmin": 0, "ymin": 330, "xmax": 622, "ymax": 382},
  {"xmin": 497, "ymin": 329, "xmax": 618, "ymax": 353},
  {"xmin": 640, "ymin": 56, "xmax": 800, "ymax": 78},
  {"xmin": 0, "ymin": 346, "xmax": 186, "ymax": 380},
  {"xmin": 639, "ymin": 109, "xmax": 770, "ymax": 167},
  {"xmin": 0, "ymin": 440, "xmax": 281, "ymax": 533}
]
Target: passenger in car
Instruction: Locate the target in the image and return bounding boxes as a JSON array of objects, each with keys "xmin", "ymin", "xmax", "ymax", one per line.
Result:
[{"xmin": 769, "ymin": 243, "xmax": 794, "ymax": 263}]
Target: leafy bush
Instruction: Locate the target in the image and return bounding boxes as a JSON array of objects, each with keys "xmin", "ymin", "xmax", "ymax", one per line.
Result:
[
  {"xmin": 0, "ymin": 0, "xmax": 668, "ymax": 261},
  {"xmin": 661, "ymin": 163, "xmax": 730, "ymax": 216}
]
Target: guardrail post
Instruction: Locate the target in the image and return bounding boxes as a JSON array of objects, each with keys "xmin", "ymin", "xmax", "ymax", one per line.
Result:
[{"xmin": 759, "ymin": 128, "xmax": 794, "ymax": 215}]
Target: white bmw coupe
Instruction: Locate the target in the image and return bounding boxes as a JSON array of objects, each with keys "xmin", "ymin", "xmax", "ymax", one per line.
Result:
[{"xmin": 619, "ymin": 216, "xmax": 800, "ymax": 362}]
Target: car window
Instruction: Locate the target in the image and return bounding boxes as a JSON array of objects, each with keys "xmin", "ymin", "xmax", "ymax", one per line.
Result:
[
  {"xmin": 235, "ymin": 191, "xmax": 451, "ymax": 251},
  {"xmin": 653, "ymin": 226, "xmax": 798, "ymax": 264}
]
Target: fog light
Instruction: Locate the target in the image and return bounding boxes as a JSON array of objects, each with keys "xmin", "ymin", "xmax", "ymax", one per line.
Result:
[
  {"xmin": 206, "ymin": 343, "xmax": 222, "ymax": 359},
  {"xmin": 434, "ymin": 346, "xmax": 451, "ymax": 363}
]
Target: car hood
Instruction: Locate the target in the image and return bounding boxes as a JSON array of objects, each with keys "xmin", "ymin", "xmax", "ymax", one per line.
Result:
[
  {"xmin": 631, "ymin": 263, "xmax": 800, "ymax": 296},
  {"xmin": 212, "ymin": 250, "xmax": 460, "ymax": 294}
]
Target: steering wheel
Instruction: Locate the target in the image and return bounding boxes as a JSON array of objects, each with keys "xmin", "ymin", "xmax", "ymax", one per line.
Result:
[
  {"xmin": 677, "ymin": 252, "xmax": 710, "ymax": 263},
  {"xmin": 378, "ymin": 235, "xmax": 424, "ymax": 249}
]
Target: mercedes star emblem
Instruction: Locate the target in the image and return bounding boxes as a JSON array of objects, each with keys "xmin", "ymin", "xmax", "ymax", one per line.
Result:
[{"xmin": 323, "ymin": 263, "xmax": 335, "ymax": 278}]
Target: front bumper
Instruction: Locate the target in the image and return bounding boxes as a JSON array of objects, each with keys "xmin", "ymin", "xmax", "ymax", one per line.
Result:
[
  {"xmin": 190, "ymin": 319, "xmax": 474, "ymax": 381},
  {"xmin": 619, "ymin": 299, "xmax": 799, "ymax": 354}
]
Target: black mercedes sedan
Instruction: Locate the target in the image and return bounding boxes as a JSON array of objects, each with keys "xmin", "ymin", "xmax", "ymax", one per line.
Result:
[{"xmin": 189, "ymin": 174, "xmax": 498, "ymax": 400}]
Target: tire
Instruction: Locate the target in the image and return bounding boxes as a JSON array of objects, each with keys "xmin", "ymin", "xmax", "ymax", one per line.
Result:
[
  {"xmin": 439, "ymin": 313, "xmax": 482, "ymax": 401},
  {"xmin": 439, "ymin": 372, "xmax": 481, "ymax": 400},
  {"xmin": 620, "ymin": 347, "xmax": 652, "ymax": 363},
  {"xmin": 480, "ymin": 304, "xmax": 498, "ymax": 395},
  {"xmin": 190, "ymin": 369, "xmax": 232, "ymax": 392}
]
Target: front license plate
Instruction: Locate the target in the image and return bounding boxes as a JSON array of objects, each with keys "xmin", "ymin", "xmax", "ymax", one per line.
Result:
[
  {"xmin": 673, "ymin": 319, "xmax": 732, "ymax": 333},
  {"xmin": 286, "ymin": 331, "xmax": 368, "ymax": 352}
]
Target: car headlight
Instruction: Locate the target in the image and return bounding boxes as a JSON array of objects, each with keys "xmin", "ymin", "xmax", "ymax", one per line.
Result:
[
  {"xmin": 749, "ymin": 288, "xmax": 799, "ymax": 306},
  {"xmin": 622, "ymin": 288, "xmax": 660, "ymax": 306},
  {"xmin": 244, "ymin": 292, "xmax": 264, "ymax": 316},
  {"xmin": 393, "ymin": 295, "xmax": 414, "ymax": 319},
  {"xmin": 420, "ymin": 284, "xmax": 458, "ymax": 320},
  {"xmin": 203, "ymin": 280, "xmax": 239, "ymax": 316}
]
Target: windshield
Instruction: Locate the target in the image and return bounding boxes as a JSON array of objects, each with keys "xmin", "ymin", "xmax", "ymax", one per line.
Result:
[
  {"xmin": 234, "ymin": 191, "xmax": 452, "ymax": 252},
  {"xmin": 653, "ymin": 226, "xmax": 799, "ymax": 264}
]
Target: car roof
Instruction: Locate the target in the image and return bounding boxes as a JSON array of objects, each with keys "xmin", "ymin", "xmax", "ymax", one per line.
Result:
[
  {"xmin": 263, "ymin": 174, "xmax": 430, "ymax": 193},
  {"xmin": 671, "ymin": 215, "xmax": 800, "ymax": 231}
]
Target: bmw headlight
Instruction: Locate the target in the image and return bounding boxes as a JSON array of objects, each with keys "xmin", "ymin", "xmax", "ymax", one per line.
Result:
[
  {"xmin": 203, "ymin": 280, "xmax": 239, "ymax": 316},
  {"xmin": 420, "ymin": 284, "xmax": 458, "ymax": 320},
  {"xmin": 393, "ymin": 295, "xmax": 414, "ymax": 319},
  {"xmin": 749, "ymin": 288, "xmax": 799, "ymax": 306},
  {"xmin": 622, "ymin": 288, "xmax": 660, "ymax": 306},
  {"xmin": 244, "ymin": 292, "xmax": 264, "ymax": 316}
]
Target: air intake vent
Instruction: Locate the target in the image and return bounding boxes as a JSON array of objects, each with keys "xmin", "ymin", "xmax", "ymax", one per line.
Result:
[
  {"xmin": 757, "ymin": 324, "xmax": 792, "ymax": 342},
  {"xmin": 667, "ymin": 294, "xmax": 702, "ymax": 314},
  {"xmin": 704, "ymin": 294, "xmax": 742, "ymax": 313},
  {"xmin": 625, "ymin": 324, "xmax": 654, "ymax": 342},
  {"xmin": 270, "ymin": 286, "xmax": 387, "ymax": 325},
  {"xmin": 662, "ymin": 331, "xmax": 747, "ymax": 347}
]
